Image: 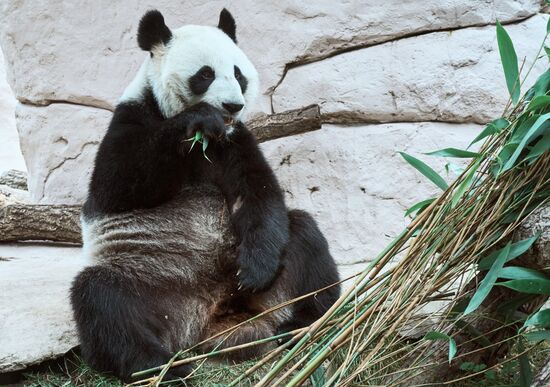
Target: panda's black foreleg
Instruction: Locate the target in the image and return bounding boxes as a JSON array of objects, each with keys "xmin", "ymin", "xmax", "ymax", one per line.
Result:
[
  {"xmin": 211, "ymin": 123, "xmax": 290, "ymax": 293},
  {"xmin": 70, "ymin": 266, "xmax": 191, "ymax": 382}
]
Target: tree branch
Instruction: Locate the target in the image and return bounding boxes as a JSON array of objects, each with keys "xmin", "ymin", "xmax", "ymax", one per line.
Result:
[{"xmin": 248, "ymin": 104, "xmax": 321, "ymax": 143}]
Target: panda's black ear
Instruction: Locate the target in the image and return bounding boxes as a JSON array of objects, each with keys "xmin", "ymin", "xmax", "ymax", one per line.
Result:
[
  {"xmin": 217, "ymin": 8, "xmax": 237, "ymax": 43},
  {"xmin": 137, "ymin": 10, "xmax": 172, "ymax": 52}
]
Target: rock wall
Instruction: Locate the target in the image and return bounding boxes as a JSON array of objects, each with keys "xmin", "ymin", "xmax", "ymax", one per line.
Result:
[
  {"xmin": 0, "ymin": 49, "xmax": 24, "ymax": 174},
  {"xmin": 0, "ymin": 1, "xmax": 548, "ymax": 268}
]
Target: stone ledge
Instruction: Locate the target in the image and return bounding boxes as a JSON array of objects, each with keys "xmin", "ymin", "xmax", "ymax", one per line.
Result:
[{"xmin": 0, "ymin": 243, "xmax": 88, "ymax": 373}]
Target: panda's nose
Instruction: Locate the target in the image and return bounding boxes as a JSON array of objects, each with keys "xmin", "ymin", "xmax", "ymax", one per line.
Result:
[{"xmin": 222, "ymin": 103, "xmax": 244, "ymax": 114}]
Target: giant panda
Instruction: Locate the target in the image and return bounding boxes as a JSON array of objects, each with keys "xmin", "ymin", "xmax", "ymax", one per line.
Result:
[{"xmin": 70, "ymin": 8, "xmax": 341, "ymax": 382}]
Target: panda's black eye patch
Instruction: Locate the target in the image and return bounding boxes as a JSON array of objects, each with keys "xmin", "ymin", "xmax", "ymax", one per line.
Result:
[
  {"xmin": 189, "ymin": 66, "xmax": 215, "ymax": 95},
  {"xmin": 234, "ymin": 65, "xmax": 248, "ymax": 94}
]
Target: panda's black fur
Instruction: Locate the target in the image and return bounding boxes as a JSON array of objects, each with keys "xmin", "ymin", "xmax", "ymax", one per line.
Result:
[{"xmin": 71, "ymin": 9, "xmax": 340, "ymax": 382}]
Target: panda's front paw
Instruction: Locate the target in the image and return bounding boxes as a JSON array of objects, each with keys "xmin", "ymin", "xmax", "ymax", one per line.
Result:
[
  {"xmin": 185, "ymin": 102, "xmax": 226, "ymax": 141},
  {"xmin": 236, "ymin": 244, "xmax": 280, "ymax": 292}
]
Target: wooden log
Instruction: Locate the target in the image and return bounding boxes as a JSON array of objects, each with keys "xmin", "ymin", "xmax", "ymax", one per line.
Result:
[
  {"xmin": 0, "ymin": 169, "xmax": 28, "ymax": 190},
  {"xmin": 248, "ymin": 104, "xmax": 321, "ymax": 142},
  {"xmin": 0, "ymin": 199, "xmax": 82, "ymax": 244},
  {"xmin": 0, "ymin": 105, "xmax": 322, "ymax": 244}
]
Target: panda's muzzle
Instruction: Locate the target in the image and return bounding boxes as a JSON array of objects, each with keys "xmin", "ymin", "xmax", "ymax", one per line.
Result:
[{"xmin": 221, "ymin": 103, "xmax": 243, "ymax": 127}]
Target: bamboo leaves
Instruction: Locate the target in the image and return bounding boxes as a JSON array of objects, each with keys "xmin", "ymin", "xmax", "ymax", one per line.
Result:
[
  {"xmin": 451, "ymin": 160, "xmax": 479, "ymax": 208},
  {"xmin": 498, "ymin": 266, "xmax": 549, "ymax": 281},
  {"xmin": 525, "ymin": 69, "xmax": 550, "ymax": 100},
  {"xmin": 502, "ymin": 113, "xmax": 550, "ymax": 172},
  {"xmin": 524, "ymin": 309, "xmax": 550, "ymax": 328},
  {"xmin": 424, "ymin": 332, "xmax": 457, "ymax": 363},
  {"xmin": 526, "ymin": 95, "xmax": 550, "ymax": 113},
  {"xmin": 496, "ymin": 20, "xmax": 520, "ymax": 105},
  {"xmin": 404, "ymin": 198, "xmax": 435, "ymax": 217},
  {"xmin": 498, "ymin": 279, "xmax": 550, "ymax": 294},
  {"xmin": 424, "ymin": 148, "xmax": 480, "ymax": 158},
  {"xmin": 525, "ymin": 330, "xmax": 550, "ymax": 341},
  {"xmin": 523, "ymin": 310, "xmax": 550, "ymax": 341},
  {"xmin": 470, "ymin": 118, "xmax": 509, "ymax": 147},
  {"xmin": 478, "ymin": 234, "xmax": 540, "ymax": 270},
  {"xmin": 464, "ymin": 242, "xmax": 512, "ymax": 315},
  {"xmin": 186, "ymin": 131, "xmax": 212, "ymax": 162},
  {"xmin": 399, "ymin": 152, "xmax": 448, "ymax": 190}
]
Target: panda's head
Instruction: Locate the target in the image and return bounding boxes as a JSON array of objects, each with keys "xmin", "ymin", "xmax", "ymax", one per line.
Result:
[{"xmin": 121, "ymin": 9, "xmax": 259, "ymax": 126}]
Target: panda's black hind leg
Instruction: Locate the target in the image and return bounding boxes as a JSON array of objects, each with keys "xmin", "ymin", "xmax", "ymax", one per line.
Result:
[
  {"xmin": 278, "ymin": 210, "xmax": 341, "ymax": 332},
  {"xmin": 70, "ymin": 266, "xmax": 191, "ymax": 383}
]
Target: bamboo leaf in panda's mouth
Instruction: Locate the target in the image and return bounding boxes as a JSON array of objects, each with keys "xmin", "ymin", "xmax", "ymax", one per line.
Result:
[{"xmin": 185, "ymin": 131, "xmax": 212, "ymax": 162}]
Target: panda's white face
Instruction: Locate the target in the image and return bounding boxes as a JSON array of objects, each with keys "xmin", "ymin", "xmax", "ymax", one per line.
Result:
[{"xmin": 121, "ymin": 9, "xmax": 259, "ymax": 128}]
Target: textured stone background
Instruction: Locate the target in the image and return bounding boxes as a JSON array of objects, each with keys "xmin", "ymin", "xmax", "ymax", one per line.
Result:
[{"xmin": 0, "ymin": 0, "xmax": 548, "ymax": 373}]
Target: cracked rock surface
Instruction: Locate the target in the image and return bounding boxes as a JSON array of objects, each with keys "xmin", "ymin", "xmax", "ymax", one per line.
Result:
[
  {"xmin": 0, "ymin": 50, "xmax": 24, "ymax": 174},
  {"xmin": 273, "ymin": 14, "xmax": 548, "ymax": 124},
  {"xmin": 0, "ymin": 0, "xmax": 542, "ymax": 111},
  {"xmin": 15, "ymin": 103, "xmax": 110, "ymax": 204},
  {"xmin": 261, "ymin": 122, "xmax": 481, "ymax": 264}
]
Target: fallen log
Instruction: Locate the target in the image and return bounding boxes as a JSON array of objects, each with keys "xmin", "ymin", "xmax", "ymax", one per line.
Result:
[
  {"xmin": 0, "ymin": 105, "xmax": 322, "ymax": 244},
  {"xmin": 0, "ymin": 169, "xmax": 28, "ymax": 190}
]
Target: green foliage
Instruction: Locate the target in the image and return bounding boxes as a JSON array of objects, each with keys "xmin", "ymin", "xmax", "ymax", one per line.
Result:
[
  {"xmin": 399, "ymin": 152, "xmax": 448, "ymax": 190},
  {"xmin": 525, "ymin": 330, "xmax": 550, "ymax": 341},
  {"xmin": 451, "ymin": 159, "xmax": 479, "ymax": 208},
  {"xmin": 464, "ymin": 242, "xmax": 511, "ymax": 315},
  {"xmin": 186, "ymin": 131, "xmax": 212, "ymax": 162},
  {"xmin": 309, "ymin": 365, "xmax": 326, "ymax": 387},
  {"xmin": 23, "ymin": 353, "xmax": 122, "ymax": 387},
  {"xmin": 525, "ymin": 69, "xmax": 550, "ymax": 101},
  {"xmin": 524, "ymin": 309, "xmax": 550, "ymax": 328},
  {"xmin": 526, "ymin": 95, "xmax": 550, "ymax": 112},
  {"xmin": 469, "ymin": 118, "xmax": 509, "ymax": 147},
  {"xmin": 477, "ymin": 235, "xmax": 540, "ymax": 270},
  {"xmin": 496, "ymin": 20, "xmax": 520, "ymax": 104},
  {"xmin": 460, "ymin": 361, "xmax": 487, "ymax": 373},
  {"xmin": 518, "ymin": 341, "xmax": 533, "ymax": 387},
  {"xmin": 424, "ymin": 331, "xmax": 457, "ymax": 363},
  {"xmin": 498, "ymin": 266, "xmax": 549, "ymax": 280},
  {"xmin": 501, "ymin": 113, "xmax": 550, "ymax": 172},
  {"xmin": 404, "ymin": 198, "xmax": 435, "ymax": 217},
  {"xmin": 498, "ymin": 279, "xmax": 550, "ymax": 294},
  {"xmin": 425, "ymin": 148, "xmax": 480, "ymax": 158}
]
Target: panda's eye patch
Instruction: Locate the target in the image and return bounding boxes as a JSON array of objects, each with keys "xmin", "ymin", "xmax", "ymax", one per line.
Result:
[
  {"xmin": 200, "ymin": 67, "xmax": 215, "ymax": 80},
  {"xmin": 189, "ymin": 66, "xmax": 216, "ymax": 95},
  {"xmin": 234, "ymin": 65, "xmax": 248, "ymax": 94},
  {"xmin": 234, "ymin": 66, "xmax": 242, "ymax": 80}
]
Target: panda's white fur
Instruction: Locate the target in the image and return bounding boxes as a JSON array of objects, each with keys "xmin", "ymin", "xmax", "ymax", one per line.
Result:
[{"xmin": 121, "ymin": 25, "xmax": 259, "ymax": 126}]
